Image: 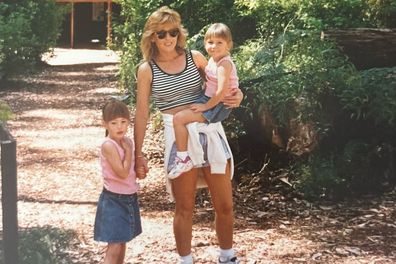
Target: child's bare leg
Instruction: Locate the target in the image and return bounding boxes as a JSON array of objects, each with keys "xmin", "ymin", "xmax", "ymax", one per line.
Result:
[
  {"xmin": 173, "ymin": 108, "xmax": 206, "ymax": 151},
  {"xmin": 104, "ymin": 243, "xmax": 126, "ymax": 264}
]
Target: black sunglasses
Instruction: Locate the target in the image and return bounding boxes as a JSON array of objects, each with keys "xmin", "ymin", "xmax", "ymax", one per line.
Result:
[{"xmin": 156, "ymin": 29, "xmax": 179, "ymax": 39}]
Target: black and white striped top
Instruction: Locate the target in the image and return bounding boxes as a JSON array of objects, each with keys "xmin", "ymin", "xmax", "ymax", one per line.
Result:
[{"xmin": 150, "ymin": 50, "xmax": 203, "ymax": 111}]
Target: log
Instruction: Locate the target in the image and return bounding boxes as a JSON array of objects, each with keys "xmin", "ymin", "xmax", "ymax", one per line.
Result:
[{"xmin": 321, "ymin": 28, "xmax": 396, "ymax": 70}]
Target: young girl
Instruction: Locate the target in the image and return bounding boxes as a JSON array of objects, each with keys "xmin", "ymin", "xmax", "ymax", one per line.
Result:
[
  {"xmin": 168, "ymin": 23, "xmax": 239, "ymax": 179},
  {"xmin": 94, "ymin": 100, "xmax": 144, "ymax": 264}
]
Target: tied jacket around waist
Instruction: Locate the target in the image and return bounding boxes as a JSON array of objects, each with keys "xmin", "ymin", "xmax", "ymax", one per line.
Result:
[{"xmin": 162, "ymin": 113, "xmax": 234, "ymax": 200}]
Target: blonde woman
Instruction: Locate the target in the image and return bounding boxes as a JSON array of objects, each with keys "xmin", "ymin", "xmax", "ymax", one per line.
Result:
[{"xmin": 134, "ymin": 6, "xmax": 242, "ymax": 264}]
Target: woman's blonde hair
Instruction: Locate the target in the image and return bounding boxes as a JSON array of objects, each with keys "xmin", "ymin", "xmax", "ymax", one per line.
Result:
[
  {"xmin": 140, "ymin": 6, "xmax": 188, "ymax": 61},
  {"xmin": 204, "ymin": 23, "xmax": 233, "ymax": 50}
]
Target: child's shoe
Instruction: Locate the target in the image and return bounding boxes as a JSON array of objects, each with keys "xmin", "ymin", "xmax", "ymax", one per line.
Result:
[
  {"xmin": 168, "ymin": 156, "xmax": 193, "ymax": 179},
  {"xmin": 218, "ymin": 256, "xmax": 239, "ymax": 264}
]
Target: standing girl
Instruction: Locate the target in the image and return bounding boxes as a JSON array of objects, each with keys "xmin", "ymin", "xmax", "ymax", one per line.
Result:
[
  {"xmin": 94, "ymin": 100, "xmax": 145, "ymax": 264},
  {"xmin": 168, "ymin": 23, "xmax": 239, "ymax": 179}
]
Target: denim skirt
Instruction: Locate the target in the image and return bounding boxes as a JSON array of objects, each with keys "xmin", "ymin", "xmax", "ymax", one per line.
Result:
[
  {"xmin": 94, "ymin": 189, "xmax": 142, "ymax": 243},
  {"xmin": 196, "ymin": 94, "xmax": 232, "ymax": 123}
]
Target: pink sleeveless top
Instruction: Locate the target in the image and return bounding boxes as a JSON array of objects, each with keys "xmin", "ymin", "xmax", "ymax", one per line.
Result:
[
  {"xmin": 100, "ymin": 137, "xmax": 139, "ymax": 194},
  {"xmin": 204, "ymin": 55, "xmax": 239, "ymax": 97}
]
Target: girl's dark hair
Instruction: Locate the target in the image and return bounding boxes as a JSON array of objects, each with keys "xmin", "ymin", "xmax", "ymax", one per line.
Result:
[
  {"xmin": 102, "ymin": 100, "xmax": 130, "ymax": 136},
  {"xmin": 102, "ymin": 100, "xmax": 130, "ymax": 122}
]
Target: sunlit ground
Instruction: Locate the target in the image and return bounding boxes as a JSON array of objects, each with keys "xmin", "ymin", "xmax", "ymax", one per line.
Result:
[{"xmin": 42, "ymin": 48, "xmax": 120, "ymax": 66}]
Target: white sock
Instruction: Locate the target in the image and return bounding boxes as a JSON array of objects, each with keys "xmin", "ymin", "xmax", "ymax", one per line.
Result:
[
  {"xmin": 219, "ymin": 248, "xmax": 234, "ymax": 261},
  {"xmin": 177, "ymin": 151, "xmax": 188, "ymax": 160},
  {"xmin": 179, "ymin": 254, "xmax": 193, "ymax": 264}
]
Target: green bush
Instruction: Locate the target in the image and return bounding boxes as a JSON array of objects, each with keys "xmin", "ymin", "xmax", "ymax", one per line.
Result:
[
  {"xmin": 231, "ymin": 28, "xmax": 396, "ymax": 199},
  {"xmin": 367, "ymin": 0, "xmax": 396, "ymax": 27},
  {"xmin": 17, "ymin": 227, "xmax": 77, "ymax": 264},
  {"xmin": 295, "ymin": 154, "xmax": 346, "ymax": 200},
  {"xmin": 0, "ymin": 101, "xmax": 14, "ymax": 122},
  {"xmin": 295, "ymin": 140, "xmax": 395, "ymax": 200},
  {"xmin": 233, "ymin": 30, "xmax": 354, "ymax": 129},
  {"xmin": 170, "ymin": 0, "xmax": 256, "ymax": 45},
  {"xmin": 340, "ymin": 67, "xmax": 396, "ymax": 127},
  {"xmin": 0, "ymin": 0, "xmax": 65, "ymax": 77},
  {"xmin": 235, "ymin": 0, "xmax": 395, "ymax": 39}
]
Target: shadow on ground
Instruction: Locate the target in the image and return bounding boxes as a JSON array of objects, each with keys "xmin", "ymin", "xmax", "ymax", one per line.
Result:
[{"xmin": 0, "ymin": 226, "xmax": 90, "ymax": 264}]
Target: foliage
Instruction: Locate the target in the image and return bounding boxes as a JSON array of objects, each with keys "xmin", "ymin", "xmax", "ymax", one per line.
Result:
[
  {"xmin": 233, "ymin": 30, "xmax": 354, "ymax": 130},
  {"xmin": 114, "ymin": 0, "xmax": 163, "ymax": 94},
  {"xmin": 291, "ymin": 67, "xmax": 396, "ymax": 200},
  {"xmin": 295, "ymin": 154, "xmax": 346, "ymax": 200},
  {"xmin": 367, "ymin": 0, "xmax": 396, "ymax": 27},
  {"xmin": 339, "ymin": 67, "xmax": 396, "ymax": 126},
  {"xmin": 0, "ymin": 227, "xmax": 78, "ymax": 264},
  {"xmin": 0, "ymin": 101, "xmax": 14, "ymax": 122},
  {"xmin": 0, "ymin": 0, "xmax": 65, "ymax": 78},
  {"xmin": 169, "ymin": 0, "xmax": 256, "ymax": 45},
  {"xmin": 295, "ymin": 140, "xmax": 395, "ymax": 200},
  {"xmin": 235, "ymin": 0, "xmax": 364, "ymax": 39}
]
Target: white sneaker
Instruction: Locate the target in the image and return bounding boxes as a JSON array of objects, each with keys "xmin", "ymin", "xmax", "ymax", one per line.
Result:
[
  {"xmin": 218, "ymin": 256, "xmax": 239, "ymax": 264},
  {"xmin": 168, "ymin": 156, "xmax": 193, "ymax": 179}
]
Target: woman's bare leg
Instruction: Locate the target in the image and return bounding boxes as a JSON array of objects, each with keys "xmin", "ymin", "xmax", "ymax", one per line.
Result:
[
  {"xmin": 171, "ymin": 168, "xmax": 199, "ymax": 256},
  {"xmin": 202, "ymin": 162, "xmax": 234, "ymax": 249}
]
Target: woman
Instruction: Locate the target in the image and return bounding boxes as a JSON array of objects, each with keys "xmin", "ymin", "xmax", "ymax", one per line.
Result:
[{"xmin": 134, "ymin": 6, "xmax": 243, "ymax": 264}]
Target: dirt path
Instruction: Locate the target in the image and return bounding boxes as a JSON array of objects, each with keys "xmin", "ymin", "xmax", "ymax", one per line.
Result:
[{"xmin": 0, "ymin": 48, "xmax": 395, "ymax": 264}]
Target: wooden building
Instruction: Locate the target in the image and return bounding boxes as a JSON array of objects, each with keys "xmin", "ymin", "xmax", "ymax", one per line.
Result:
[{"xmin": 56, "ymin": 0, "xmax": 119, "ymax": 48}]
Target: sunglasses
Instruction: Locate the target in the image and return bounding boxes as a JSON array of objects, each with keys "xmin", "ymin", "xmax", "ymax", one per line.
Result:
[{"xmin": 156, "ymin": 29, "xmax": 179, "ymax": 39}]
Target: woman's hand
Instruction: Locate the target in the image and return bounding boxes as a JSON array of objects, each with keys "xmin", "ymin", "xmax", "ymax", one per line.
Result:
[
  {"xmin": 135, "ymin": 156, "xmax": 149, "ymax": 179},
  {"xmin": 222, "ymin": 88, "xmax": 243, "ymax": 108}
]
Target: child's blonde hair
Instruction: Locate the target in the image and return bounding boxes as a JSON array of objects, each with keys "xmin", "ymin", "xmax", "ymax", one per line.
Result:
[
  {"xmin": 140, "ymin": 6, "xmax": 188, "ymax": 61},
  {"xmin": 204, "ymin": 23, "xmax": 233, "ymax": 50},
  {"xmin": 102, "ymin": 100, "xmax": 130, "ymax": 122}
]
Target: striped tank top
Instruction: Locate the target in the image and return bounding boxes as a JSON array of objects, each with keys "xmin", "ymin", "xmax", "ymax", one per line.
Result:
[{"xmin": 150, "ymin": 50, "xmax": 203, "ymax": 111}]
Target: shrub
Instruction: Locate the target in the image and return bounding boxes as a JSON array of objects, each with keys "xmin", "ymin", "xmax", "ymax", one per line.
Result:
[
  {"xmin": 367, "ymin": 0, "xmax": 396, "ymax": 27},
  {"xmin": 0, "ymin": 101, "xmax": 14, "ymax": 122},
  {"xmin": 0, "ymin": 0, "xmax": 65, "ymax": 77},
  {"xmin": 233, "ymin": 30, "xmax": 354, "ymax": 131},
  {"xmin": 340, "ymin": 67, "xmax": 396, "ymax": 127},
  {"xmin": 295, "ymin": 139, "xmax": 395, "ymax": 200},
  {"xmin": 17, "ymin": 227, "xmax": 77, "ymax": 264}
]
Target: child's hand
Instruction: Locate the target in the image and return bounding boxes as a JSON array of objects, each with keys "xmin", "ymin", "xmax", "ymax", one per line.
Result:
[
  {"xmin": 120, "ymin": 138, "xmax": 132, "ymax": 152},
  {"xmin": 136, "ymin": 166, "xmax": 147, "ymax": 179},
  {"xmin": 190, "ymin": 103, "xmax": 207, "ymax": 113}
]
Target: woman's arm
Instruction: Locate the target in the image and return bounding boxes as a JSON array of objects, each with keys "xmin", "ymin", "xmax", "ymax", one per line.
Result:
[
  {"xmin": 191, "ymin": 50, "xmax": 208, "ymax": 74},
  {"xmin": 134, "ymin": 62, "xmax": 152, "ymax": 178},
  {"xmin": 222, "ymin": 87, "xmax": 243, "ymax": 108}
]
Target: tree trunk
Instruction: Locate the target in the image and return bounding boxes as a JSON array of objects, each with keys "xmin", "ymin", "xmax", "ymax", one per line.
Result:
[{"xmin": 321, "ymin": 28, "xmax": 396, "ymax": 70}]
